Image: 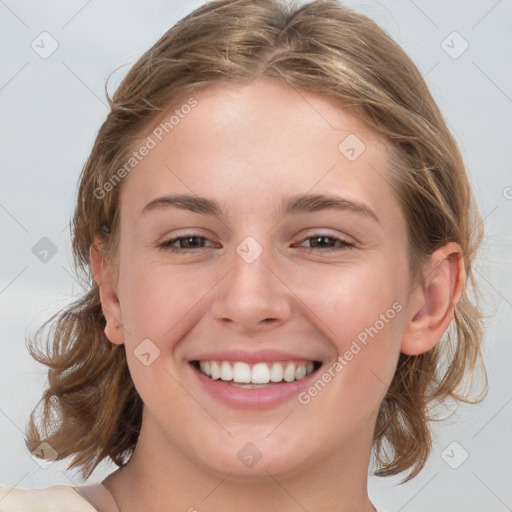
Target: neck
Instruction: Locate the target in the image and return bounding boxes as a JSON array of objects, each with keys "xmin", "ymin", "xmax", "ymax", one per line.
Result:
[{"xmin": 104, "ymin": 413, "xmax": 378, "ymax": 512}]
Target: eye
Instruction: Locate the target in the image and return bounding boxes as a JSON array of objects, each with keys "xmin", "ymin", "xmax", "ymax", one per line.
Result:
[
  {"xmin": 295, "ymin": 234, "xmax": 355, "ymax": 252},
  {"xmin": 159, "ymin": 234, "xmax": 216, "ymax": 253},
  {"xmin": 158, "ymin": 233, "xmax": 355, "ymax": 254}
]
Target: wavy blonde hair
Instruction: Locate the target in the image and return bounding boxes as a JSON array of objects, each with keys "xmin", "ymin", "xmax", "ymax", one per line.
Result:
[{"xmin": 25, "ymin": 0, "xmax": 487, "ymax": 482}]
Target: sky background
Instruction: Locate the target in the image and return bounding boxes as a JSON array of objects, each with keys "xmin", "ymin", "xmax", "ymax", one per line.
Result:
[{"xmin": 0, "ymin": 1, "xmax": 511, "ymax": 511}]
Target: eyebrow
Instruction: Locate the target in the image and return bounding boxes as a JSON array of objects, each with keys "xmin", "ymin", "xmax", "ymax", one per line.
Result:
[{"xmin": 141, "ymin": 193, "xmax": 379, "ymax": 223}]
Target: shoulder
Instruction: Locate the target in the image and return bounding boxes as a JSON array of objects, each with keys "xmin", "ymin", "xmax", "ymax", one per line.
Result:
[{"xmin": 0, "ymin": 484, "xmax": 98, "ymax": 512}]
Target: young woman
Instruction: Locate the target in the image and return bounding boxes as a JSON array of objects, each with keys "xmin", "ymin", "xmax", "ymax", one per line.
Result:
[{"xmin": 0, "ymin": 1, "xmax": 486, "ymax": 511}]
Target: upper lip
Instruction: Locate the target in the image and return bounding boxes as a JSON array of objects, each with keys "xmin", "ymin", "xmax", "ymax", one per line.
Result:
[{"xmin": 189, "ymin": 349, "xmax": 323, "ymax": 364}]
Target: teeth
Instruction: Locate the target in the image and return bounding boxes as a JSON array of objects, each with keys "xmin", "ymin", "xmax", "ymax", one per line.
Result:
[
  {"xmin": 295, "ymin": 365, "xmax": 306, "ymax": 380},
  {"xmin": 270, "ymin": 362, "xmax": 283, "ymax": 382},
  {"xmin": 220, "ymin": 361, "xmax": 233, "ymax": 381},
  {"xmin": 211, "ymin": 361, "xmax": 221, "ymax": 380},
  {"xmin": 283, "ymin": 362, "xmax": 295, "ymax": 382},
  {"xmin": 251, "ymin": 362, "xmax": 270, "ymax": 384},
  {"xmin": 199, "ymin": 361, "xmax": 211, "ymax": 377},
  {"xmin": 233, "ymin": 362, "xmax": 251, "ymax": 383},
  {"xmin": 196, "ymin": 360, "xmax": 317, "ymax": 384}
]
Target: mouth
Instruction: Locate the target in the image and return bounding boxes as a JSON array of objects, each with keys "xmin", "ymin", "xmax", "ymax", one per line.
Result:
[{"xmin": 190, "ymin": 359, "xmax": 322, "ymax": 389}]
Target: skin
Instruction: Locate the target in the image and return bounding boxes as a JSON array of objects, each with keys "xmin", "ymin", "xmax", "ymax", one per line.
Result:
[{"xmin": 91, "ymin": 78, "xmax": 465, "ymax": 512}]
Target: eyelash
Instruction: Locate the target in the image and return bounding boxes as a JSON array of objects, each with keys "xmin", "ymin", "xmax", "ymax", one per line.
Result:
[{"xmin": 158, "ymin": 233, "xmax": 355, "ymax": 253}]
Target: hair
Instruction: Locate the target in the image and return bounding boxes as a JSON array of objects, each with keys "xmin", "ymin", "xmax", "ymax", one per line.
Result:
[{"xmin": 25, "ymin": 0, "xmax": 487, "ymax": 482}]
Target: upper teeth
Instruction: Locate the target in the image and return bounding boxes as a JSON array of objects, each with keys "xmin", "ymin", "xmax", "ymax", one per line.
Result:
[{"xmin": 198, "ymin": 361, "xmax": 315, "ymax": 384}]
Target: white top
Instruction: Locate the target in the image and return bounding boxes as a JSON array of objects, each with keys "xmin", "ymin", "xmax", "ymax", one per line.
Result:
[
  {"xmin": 0, "ymin": 483, "xmax": 119, "ymax": 512},
  {"xmin": 0, "ymin": 484, "xmax": 388, "ymax": 511}
]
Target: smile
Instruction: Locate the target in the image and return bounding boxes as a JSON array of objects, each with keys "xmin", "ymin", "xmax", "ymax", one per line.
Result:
[{"xmin": 192, "ymin": 360, "xmax": 321, "ymax": 388}]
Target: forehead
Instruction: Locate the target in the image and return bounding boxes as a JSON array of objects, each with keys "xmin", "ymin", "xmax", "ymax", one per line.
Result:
[{"xmin": 119, "ymin": 78, "xmax": 401, "ymax": 227}]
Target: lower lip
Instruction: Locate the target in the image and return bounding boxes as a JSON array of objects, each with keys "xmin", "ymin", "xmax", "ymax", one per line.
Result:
[{"xmin": 191, "ymin": 364, "xmax": 321, "ymax": 410}]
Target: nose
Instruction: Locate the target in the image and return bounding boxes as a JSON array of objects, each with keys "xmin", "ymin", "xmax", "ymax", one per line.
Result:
[{"xmin": 210, "ymin": 244, "xmax": 292, "ymax": 333}]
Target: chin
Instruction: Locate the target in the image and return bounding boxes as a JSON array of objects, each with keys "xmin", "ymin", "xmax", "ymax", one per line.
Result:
[{"xmin": 191, "ymin": 430, "xmax": 318, "ymax": 481}]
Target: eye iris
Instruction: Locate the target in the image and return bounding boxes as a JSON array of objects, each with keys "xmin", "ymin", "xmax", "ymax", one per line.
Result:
[
  {"xmin": 163, "ymin": 234, "xmax": 350, "ymax": 252},
  {"xmin": 310, "ymin": 236, "xmax": 334, "ymax": 248},
  {"xmin": 182, "ymin": 236, "xmax": 203, "ymax": 248}
]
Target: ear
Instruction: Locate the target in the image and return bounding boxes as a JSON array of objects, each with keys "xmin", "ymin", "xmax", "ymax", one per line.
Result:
[
  {"xmin": 401, "ymin": 242, "xmax": 466, "ymax": 356},
  {"xmin": 90, "ymin": 239, "xmax": 125, "ymax": 345}
]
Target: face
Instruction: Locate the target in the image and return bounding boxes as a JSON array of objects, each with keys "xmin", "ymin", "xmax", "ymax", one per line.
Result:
[{"xmin": 105, "ymin": 78, "xmax": 418, "ymax": 479}]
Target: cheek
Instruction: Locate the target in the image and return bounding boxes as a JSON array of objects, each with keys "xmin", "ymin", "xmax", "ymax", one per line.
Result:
[
  {"xmin": 297, "ymin": 258, "xmax": 405, "ymax": 347},
  {"xmin": 294, "ymin": 259, "xmax": 405, "ymax": 405},
  {"xmin": 119, "ymin": 261, "xmax": 212, "ymax": 345},
  {"xmin": 116, "ymin": 260, "xmax": 216, "ymax": 406}
]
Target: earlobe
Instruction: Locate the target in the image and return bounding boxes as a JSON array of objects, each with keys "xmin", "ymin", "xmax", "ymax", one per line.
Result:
[
  {"xmin": 89, "ymin": 240, "xmax": 125, "ymax": 346},
  {"xmin": 401, "ymin": 242, "xmax": 465, "ymax": 356}
]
